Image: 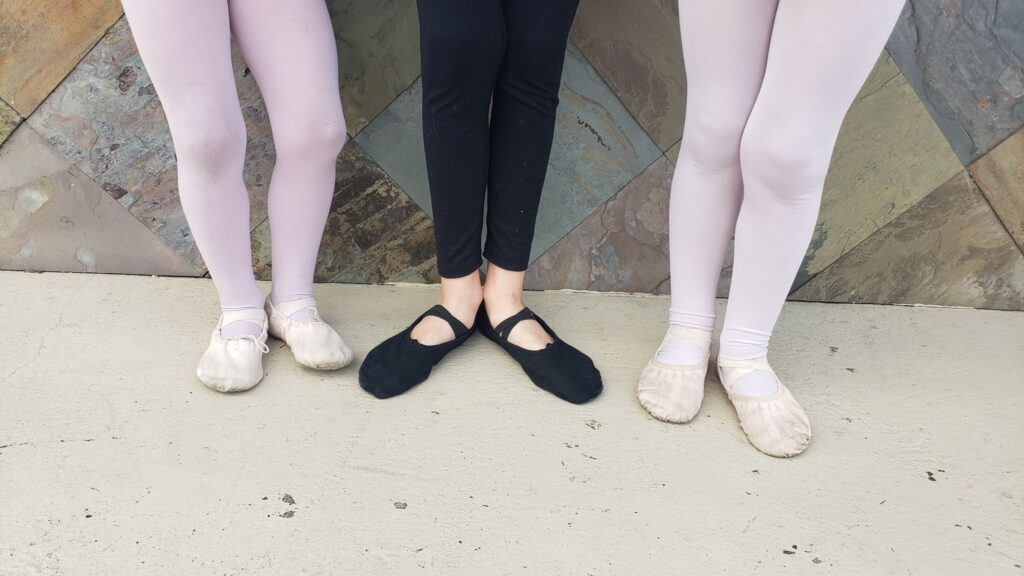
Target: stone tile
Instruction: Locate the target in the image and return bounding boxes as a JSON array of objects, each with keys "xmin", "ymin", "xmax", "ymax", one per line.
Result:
[
  {"xmin": 358, "ymin": 44, "xmax": 663, "ymax": 263},
  {"xmin": 0, "ymin": 0, "xmax": 122, "ymax": 117},
  {"xmin": 328, "ymin": 0, "xmax": 421, "ymax": 136},
  {"xmin": 791, "ymin": 172, "xmax": 1024, "ymax": 311},
  {"xmin": 0, "ymin": 166, "xmax": 197, "ymax": 276},
  {"xmin": 968, "ymin": 128, "xmax": 1024, "ymax": 252},
  {"xmin": 27, "ymin": 19, "xmax": 276, "ymax": 270},
  {"xmin": 0, "ymin": 98, "xmax": 21, "ymax": 147},
  {"xmin": 664, "ymin": 140, "xmax": 680, "ymax": 165},
  {"xmin": 795, "ymin": 52, "xmax": 963, "ymax": 287},
  {"xmin": 251, "ymin": 142, "xmax": 439, "ymax": 285},
  {"xmin": 525, "ymin": 158, "xmax": 671, "ymax": 293},
  {"xmin": 570, "ymin": 0, "xmax": 684, "ymax": 151},
  {"xmin": 0, "ymin": 124, "xmax": 73, "ymax": 190},
  {"xmin": 887, "ymin": 0, "xmax": 1024, "ymax": 163}
]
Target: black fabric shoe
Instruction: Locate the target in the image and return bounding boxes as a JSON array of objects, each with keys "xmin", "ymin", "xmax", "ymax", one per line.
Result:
[
  {"xmin": 477, "ymin": 306, "xmax": 602, "ymax": 404},
  {"xmin": 359, "ymin": 305, "xmax": 476, "ymax": 399}
]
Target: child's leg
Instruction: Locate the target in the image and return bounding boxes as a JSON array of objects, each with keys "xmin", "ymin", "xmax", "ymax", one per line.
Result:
[
  {"xmin": 122, "ymin": 0, "xmax": 263, "ymax": 337},
  {"xmin": 227, "ymin": 0, "xmax": 348, "ymax": 319},
  {"xmin": 722, "ymin": 0, "xmax": 905, "ymax": 394}
]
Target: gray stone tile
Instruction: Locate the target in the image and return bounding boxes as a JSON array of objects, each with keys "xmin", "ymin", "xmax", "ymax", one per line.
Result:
[
  {"xmin": 358, "ymin": 43, "xmax": 663, "ymax": 263},
  {"xmin": 887, "ymin": 0, "xmax": 1024, "ymax": 163},
  {"xmin": 792, "ymin": 172, "xmax": 1024, "ymax": 311}
]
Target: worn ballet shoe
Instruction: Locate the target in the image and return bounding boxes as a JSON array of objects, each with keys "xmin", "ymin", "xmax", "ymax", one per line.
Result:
[
  {"xmin": 637, "ymin": 325, "xmax": 711, "ymax": 423},
  {"xmin": 196, "ymin": 309, "xmax": 270, "ymax": 393},
  {"xmin": 716, "ymin": 356, "xmax": 812, "ymax": 458},
  {"xmin": 266, "ymin": 295, "xmax": 352, "ymax": 371}
]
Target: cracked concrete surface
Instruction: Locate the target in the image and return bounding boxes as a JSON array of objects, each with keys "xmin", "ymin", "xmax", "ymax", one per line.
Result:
[{"xmin": 0, "ymin": 271, "xmax": 1022, "ymax": 575}]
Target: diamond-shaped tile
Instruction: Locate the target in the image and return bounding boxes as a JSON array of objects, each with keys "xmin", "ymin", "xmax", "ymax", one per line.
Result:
[
  {"xmin": 968, "ymin": 127, "xmax": 1024, "ymax": 252},
  {"xmin": 0, "ymin": 0, "xmax": 123, "ymax": 117},
  {"xmin": 0, "ymin": 125, "xmax": 197, "ymax": 276},
  {"xmin": 795, "ymin": 52, "xmax": 962, "ymax": 287},
  {"xmin": 0, "ymin": 98, "xmax": 23, "ymax": 148},
  {"xmin": 329, "ymin": 0, "xmax": 421, "ymax": 136},
  {"xmin": 792, "ymin": 171, "xmax": 1024, "ymax": 310},
  {"xmin": 357, "ymin": 43, "xmax": 662, "ymax": 263},
  {"xmin": 887, "ymin": 0, "xmax": 1024, "ymax": 163},
  {"xmin": 27, "ymin": 19, "xmax": 276, "ymax": 270},
  {"xmin": 251, "ymin": 142, "xmax": 438, "ymax": 285},
  {"xmin": 570, "ymin": 0, "xmax": 684, "ymax": 152}
]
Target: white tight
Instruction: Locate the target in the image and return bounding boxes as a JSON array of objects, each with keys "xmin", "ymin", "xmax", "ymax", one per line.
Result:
[
  {"xmin": 122, "ymin": 0, "xmax": 345, "ymax": 325},
  {"xmin": 669, "ymin": 0, "xmax": 905, "ymax": 360}
]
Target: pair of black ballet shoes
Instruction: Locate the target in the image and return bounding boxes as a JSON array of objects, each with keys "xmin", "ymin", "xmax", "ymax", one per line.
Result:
[{"xmin": 359, "ymin": 303, "xmax": 602, "ymax": 404}]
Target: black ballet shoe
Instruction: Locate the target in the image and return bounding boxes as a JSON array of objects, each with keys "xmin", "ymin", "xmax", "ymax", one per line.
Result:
[
  {"xmin": 359, "ymin": 304, "xmax": 476, "ymax": 399},
  {"xmin": 477, "ymin": 306, "xmax": 602, "ymax": 404}
]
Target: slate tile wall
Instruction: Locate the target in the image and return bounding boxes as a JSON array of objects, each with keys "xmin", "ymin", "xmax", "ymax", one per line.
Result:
[{"xmin": 0, "ymin": 0, "xmax": 1020, "ymax": 311}]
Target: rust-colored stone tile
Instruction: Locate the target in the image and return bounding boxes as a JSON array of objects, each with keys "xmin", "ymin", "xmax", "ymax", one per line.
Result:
[
  {"xmin": 570, "ymin": 0, "xmax": 684, "ymax": 151},
  {"xmin": 252, "ymin": 142, "xmax": 439, "ymax": 285},
  {"xmin": 0, "ymin": 166, "xmax": 197, "ymax": 276},
  {"xmin": 969, "ymin": 128, "xmax": 1024, "ymax": 252},
  {"xmin": 0, "ymin": 0, "xmax": 122, "ymax": 117},
  {"xmin": 0, "ymin": 98, "xmax": 21, "ymax": 147},
  {"xmin": 792, "ymin": 172, "xmax": 1024, "ymax": 311}
]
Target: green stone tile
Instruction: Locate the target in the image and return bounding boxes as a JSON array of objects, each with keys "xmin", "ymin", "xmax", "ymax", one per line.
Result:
[
  {"xmin": 792, "ymin": 172, "xmax": 1024, "ymax": 311},
  {"xmin": 795, "ymin": 52, "xmax": 963, "ymax": 287},
  {"xmin": 328, "ymin": 0, "xmax": 421, "ymax": 136},
  {"xmin": 252, "ymin": 142, "xmax": 439, "ymax": 285},
  {"xmin": 0, "ymin": 98, "xmax": 22, "ymax": 147},
  {"xmin": 357, "ymin": 43, "xmax": 662, "ymax": 264},
  {"xmin": 0, "ymin": 0, "xmax": 123, "ymax": 117},
  {"xmin": 570, "ymin": 0, "xmax": 684, "ymax": 151},
  {"xmin": 969, "ymin": 128, "xmax": 1024, "ymax": 252}
]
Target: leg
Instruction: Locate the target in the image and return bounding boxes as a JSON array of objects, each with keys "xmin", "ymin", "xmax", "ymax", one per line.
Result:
[
  {"xmin": 482, "ymin": 0, "xmax": 579, "ymax": 351},
  {"xmin": 122, "ymin": 0, "xmax": 269, "ymax": 393},
  {"xmin": 663, "ymin": 0, "xmax": 779, "ymax": 362},
  {"xmin": 225, "ymin": 0, "xmax": 353, "ymax": 371},
  {"xmin": 714, "ymin": 0, "xmax": 904, "ymax": 457},
  {"xmin": 121, "ymin": 0, "xmax": 263, "ymax": 331},
  {"xmin": 412, "ymin": 0, "xmax": 506, "ymax": 345},
  {"xmin": 636, "ymin": 0, "xmax": 778, "ymax": 424},
  {"xmin": 724, "ymin": 0, "xmax": 906, "ymax": 366},
  {"xmin": 227, "ymin": 0, "xmax": 346, "ymax": 313}
]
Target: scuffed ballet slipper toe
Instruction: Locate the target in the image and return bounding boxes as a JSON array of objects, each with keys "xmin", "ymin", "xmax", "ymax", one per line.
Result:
[
  {"xmin": 196, "ymin": 309, "xmax": 269, "ymax": 393},
  {"xmin": 266, "ymin": 296, "xmax": 353, "ymax": 371},
  {"xmin": 636, "ymin": 325, "xmax": 710, "ymax": 423},
  {"xmin": 716, "ymin": 356, "xmax": 812, "ymax": 458}
]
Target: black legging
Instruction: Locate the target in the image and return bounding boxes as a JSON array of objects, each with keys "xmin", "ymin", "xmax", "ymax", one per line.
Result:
[{"xmin": 417, "ymin": 0, "xmax": 580, "ymax": 278}]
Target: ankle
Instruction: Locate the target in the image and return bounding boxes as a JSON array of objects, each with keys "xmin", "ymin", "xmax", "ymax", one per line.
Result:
[{"xmin": 438, "ymin": 274, "xmax": 483, "ymax": 325}]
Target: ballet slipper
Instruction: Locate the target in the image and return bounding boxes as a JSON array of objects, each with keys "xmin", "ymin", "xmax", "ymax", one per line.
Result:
[
  {"xmin": 636, "ymin": 325, "xmax": 711, "ymax": 423},
  {"xmin": 196, "ymin": 309, "xmax": 269, "ymax": 393},
  {"xmin": 716, "ymin": 356, "xmax": 812, "ymax": 458},
  {"xmin": 266, "ymin": 295, "xmax": 352, "ymax": 371}
]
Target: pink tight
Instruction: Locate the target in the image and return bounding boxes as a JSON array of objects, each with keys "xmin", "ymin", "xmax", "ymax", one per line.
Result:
[
  {"xmin": 669, "ymin": 0, "xmax": 905, "ymax": 359},
  {"xmin": 122, "ymin": 0, "xmax": 345, "ymax": 322}
]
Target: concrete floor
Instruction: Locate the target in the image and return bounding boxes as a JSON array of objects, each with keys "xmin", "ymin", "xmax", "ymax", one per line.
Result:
[{"xmin": 0, "ymin": 271, "xmax": 1021, "ymax": 575}]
